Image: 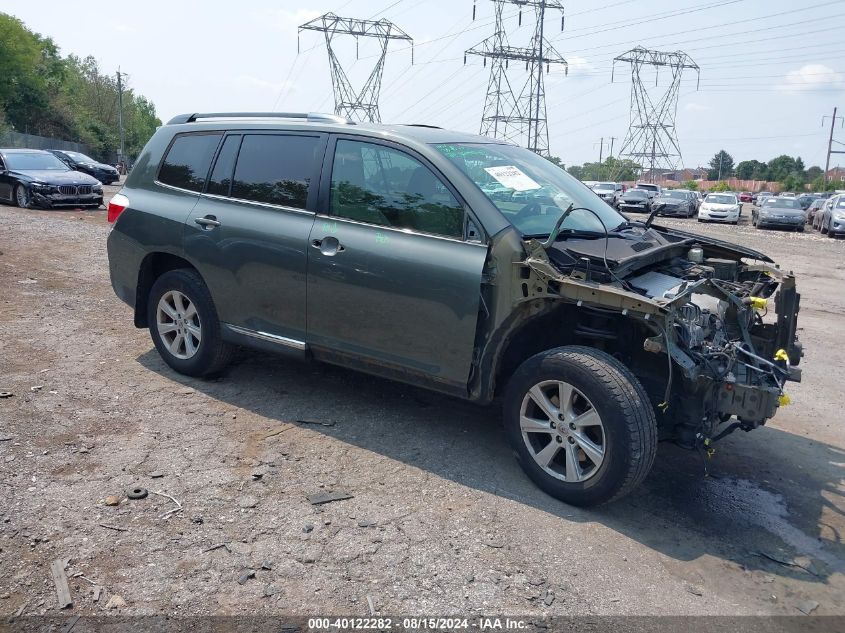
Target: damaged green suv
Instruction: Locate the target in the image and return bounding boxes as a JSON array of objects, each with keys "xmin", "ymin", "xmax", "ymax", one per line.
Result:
[{"xmin": 107, "ymin": 112, "xmax": 802, "ymax": 506}]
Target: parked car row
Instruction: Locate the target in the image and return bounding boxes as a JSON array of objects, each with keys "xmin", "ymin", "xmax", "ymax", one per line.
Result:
[
  {"xmin": 0, "ymin": 148, "xmax": 119, "ymax": 209},
  {"xmin": 810, "ymin": 193, "xmax": 845, "ymax": 237},
  {"xmin": 580, "ymin": 179, "xmax": 841, "ymax": 237}
]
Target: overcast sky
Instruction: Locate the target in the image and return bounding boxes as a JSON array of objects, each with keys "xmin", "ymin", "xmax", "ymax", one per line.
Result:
[{"xmin": 5, "ymin": 0, "xmax": 845, "ymax": 169}]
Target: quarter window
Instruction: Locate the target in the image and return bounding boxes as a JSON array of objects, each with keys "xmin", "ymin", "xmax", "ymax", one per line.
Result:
[
  {"xmin": 230, "ymin": 134, "xmax": 319, "ymax": 209},
  {"xmin": 206, "ymin": 135, "xmax": 241, "ymax": 197},
  {"xmin": 159, "ymin": 133, "xmax": 222, "ymax": 192},
  {"xmin": 330, "ymin": 139, "xmax": 464, "ymax": 238}
]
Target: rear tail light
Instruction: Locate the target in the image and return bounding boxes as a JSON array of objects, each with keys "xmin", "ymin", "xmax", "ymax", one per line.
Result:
[{"xmin": 107, "ymin": 192, "xmax": 129, "ymax": 224}]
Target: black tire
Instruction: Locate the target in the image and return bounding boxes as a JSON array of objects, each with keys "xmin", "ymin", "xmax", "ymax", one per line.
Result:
[
  {"xmin": 13, "ymin": 184, "xmax": 29, "ymax": 209},
  {"xmin": 147, "ymin": 269, "xmax": 233, "ymax": 378},
  {"xmin": 503, "ymin": 346, "xmax": 657, "ymax": 506}
]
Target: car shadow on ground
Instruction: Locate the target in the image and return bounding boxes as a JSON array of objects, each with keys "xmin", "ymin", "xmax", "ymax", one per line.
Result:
[{"xmin": 137, "ymin": 348, "xmax": 845, "ymax": 584}]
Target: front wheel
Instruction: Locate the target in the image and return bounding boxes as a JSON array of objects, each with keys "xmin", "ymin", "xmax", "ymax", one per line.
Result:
[
  {"xmin": 503, "ymin": 346, "xmax": 657, "ymax": 506},
  {"xmin": 14, "ymin": 185, "xmax": 30, "ymax": 208},
  {"xmin": 147, "ymin": 269, "xmax": 233, "ymax": 378}
]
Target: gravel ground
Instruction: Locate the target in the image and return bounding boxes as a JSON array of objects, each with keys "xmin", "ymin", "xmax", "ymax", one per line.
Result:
[{"xmin": 1, "ymin": 194, "xmax": 844, "ymax": 618}]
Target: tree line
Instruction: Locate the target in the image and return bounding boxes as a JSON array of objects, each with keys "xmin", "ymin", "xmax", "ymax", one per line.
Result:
[
  {"xmin": 0, "ymin": 12, "xmax": 161, "ymax": 161},
  {"xmin": 706, "ymin": 150, "xmax": 835, "ymax": 191},
  {"xmin": 550, "ymin": 150, "xmax": 837, "ymax": 192}
]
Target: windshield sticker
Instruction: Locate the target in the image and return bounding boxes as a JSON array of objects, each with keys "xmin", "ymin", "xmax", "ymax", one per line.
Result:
[{"xmin": 483, "ymin": 165, "xmax": 541, "ymax": 192}]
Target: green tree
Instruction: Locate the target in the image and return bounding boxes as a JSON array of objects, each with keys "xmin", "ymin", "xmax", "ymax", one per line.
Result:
[
  {"xmin": 682, "ymin": 179, "xmax": 699, "ymax": 191},
  {"xmin": 806, "ymin": 165, "xmax": 823, "ymax": 181},
  {"xmin": 735, "ymin": 159, "xmax": 768, "ymax": 180},
  {"xmin": 767, "ymin": 155, "xmax": 799, "ymax": 181},
  {"xmin": 707, "ymin": 150, "xmax": 734, "ymax": 180},
  {"xmin": 545, "ymin": 155, "xmax": 565, "ymax": 169},
  {"xmin": 711, "ymin": 181, "xmax": 732, "ymax": 192},
  {"xmin": 0, "ymin": 12, "xmax": 161, "ymax": 160},
  {"xmin": 811, "ymin": 175, "xmax": 840, "ymax": 192}
]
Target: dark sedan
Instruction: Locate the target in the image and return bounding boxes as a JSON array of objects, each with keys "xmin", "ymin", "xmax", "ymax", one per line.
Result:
[
  {"xmin": 752, "ymin": 196, "xmax": 805, "ymax": 231},
  {"xmin": 48, "ymin": 149, "xmax": 120, "ymax": 184},
  {"xmin": 652, "ymin": 189, "xmax": 696, "ymax": 217},
  {"xmin": 0, "ymin": 149, "xmax": 103, "ymax": 209},
  {"xmin": 617, "ymin": 188, "xmax": 652, "ymax": 213}
]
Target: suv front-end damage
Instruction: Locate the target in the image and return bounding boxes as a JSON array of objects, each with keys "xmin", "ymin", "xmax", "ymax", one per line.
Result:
[{"xmin": 509, "ymin": 227, "xmax": 802, "ymax": 450}]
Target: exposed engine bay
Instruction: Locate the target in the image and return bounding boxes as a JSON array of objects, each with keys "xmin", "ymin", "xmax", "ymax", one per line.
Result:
[{"xmin": 519, "ymin": 221, "xmax": 802, "ymax": 450}]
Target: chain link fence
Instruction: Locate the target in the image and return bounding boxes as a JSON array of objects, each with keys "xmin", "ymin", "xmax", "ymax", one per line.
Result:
[{"xmin": 0, "ymin": 131, "xmax": 91, "ymax": 156}]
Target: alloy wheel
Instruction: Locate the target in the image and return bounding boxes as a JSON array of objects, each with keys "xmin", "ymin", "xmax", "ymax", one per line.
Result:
[
  {"xmin": 156, "ymin": 290, "xmax": 202, "ymax": 360},
  {"xmin": 519, "ymin": 380, "xmax": 606, "ymax": 483},
  {"xmin": 15, "ymin": 186, "xmax": 28, "ymax": 207}
]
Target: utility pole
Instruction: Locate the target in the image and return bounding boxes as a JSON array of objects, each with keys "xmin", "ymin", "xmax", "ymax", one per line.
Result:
[
  {"xmin": 596, "ymin": 137, "xmax": 605, "ymax": 164},
  {"xmin": 116, "ymin": 68, "xmax": 127, "ymax": 167},
  {"xmin": 466, "ymin": 0, "xmax": 567, "ymax": 156},
  {"xmin": 299, "ymin": 13, "xmax": 413, "ymax": 123},
  {"xmin": 718, "ymin": 151, "xmax": 723, "ymax": 181},
  {"xmin": 822, "ymin": 107, "xmax": 844, "ymax": 184},
  {"xmin": 608, "ymin": 136, "xmax": 617, "ymax": 159}
]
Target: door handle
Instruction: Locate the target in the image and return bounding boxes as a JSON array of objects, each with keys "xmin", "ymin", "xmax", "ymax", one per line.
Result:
[
  {"xmin": 311, "ymin": 236, "xmax": 345, "ymax": 256},
  {"xmin": 195, "ymin": 215, "xmax": 221, "ymax": 228}
]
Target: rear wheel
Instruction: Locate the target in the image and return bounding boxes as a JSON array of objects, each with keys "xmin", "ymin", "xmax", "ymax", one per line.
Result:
[
  {"xmin": 147, "ymin": 269, "xmax": 233, "ymax": 377},
  {"xmin": 503, "ymin": 346, "xmax": 657, "ymax": 506}
]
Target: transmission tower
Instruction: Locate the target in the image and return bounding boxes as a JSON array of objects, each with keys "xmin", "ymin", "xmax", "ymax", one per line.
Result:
[
  {"xmin": 299, "ymin": 13, "xmax": 413, "ymax": 123},
  {"xmin": 465, "ymin": 0, "xmax": 567, "ymax": 156},
  {"xmin": 612, "ymin": 46, "xmax": 699, "ymax": 181}
]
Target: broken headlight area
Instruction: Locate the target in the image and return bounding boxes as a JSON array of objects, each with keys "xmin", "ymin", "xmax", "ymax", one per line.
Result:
[
  {"xmin": 521, "ymin": 233, "xmax": 802, "ymax": 450},
  {"xmin": 629, "ymin": 254, "xmax": 801, "ymax": 448}
]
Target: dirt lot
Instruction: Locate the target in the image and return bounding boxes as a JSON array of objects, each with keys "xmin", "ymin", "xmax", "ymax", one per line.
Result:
[{"xmin": 1, "ymin": 192, "xmax": 844, "ymax": 619}]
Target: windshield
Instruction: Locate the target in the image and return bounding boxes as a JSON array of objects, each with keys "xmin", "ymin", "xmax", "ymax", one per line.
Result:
[
  {"xmin": 764, "ymin": 198, "xmax": 801, "ymax": 209},
  {"xmin": 705, "ymin": 194, "xmax": 736, "ymax": 205},
  {"xmin": 434, "ymin": 143, "xmax": 626, "ymax": 236},
  {"xmin": 5, "ymin": 152, "xmax": 69, "ymax": 171},
  {"xmin": 625, "ymin": 190, "xmax": 649, "ymax": 199},
  {"xmin": 63, "ymin": 151, "xmax": 96, "ymax": 163},
  {"xmin": 661, "ymin": 191, "xmax": 688, "ymax": 199},
  {"xmin": 593, "ymin": 182, "xmax": 616, "ymax": 191}
]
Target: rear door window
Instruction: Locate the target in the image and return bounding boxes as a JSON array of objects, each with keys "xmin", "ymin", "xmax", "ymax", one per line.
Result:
[
  {"xmin": 231, "ymin": 134, "xmax": 320, "ymax": 209},
  {"xmin": 329, "ymin": 139, "xmax": 465, "ymax": 238},
  {"xmin": 159, "ymin": 133, "xmax": 222, "ymax": 192}
]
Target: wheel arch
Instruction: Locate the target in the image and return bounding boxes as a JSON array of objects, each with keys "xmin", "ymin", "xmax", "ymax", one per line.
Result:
[
  {"xmin": 473, "ymin": 298, "xmax": 666, "ymax": 408},
  {"xmin": 134, "ymin": 252, "xmax": 201, "ymax": 328}
]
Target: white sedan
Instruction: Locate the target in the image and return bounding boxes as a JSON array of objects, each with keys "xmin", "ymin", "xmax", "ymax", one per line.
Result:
[{"xmin": 698, "ymin": 193, "xmax": 741, "ymax": 224}]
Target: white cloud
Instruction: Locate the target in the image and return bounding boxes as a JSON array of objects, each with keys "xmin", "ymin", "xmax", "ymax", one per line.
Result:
[
  {"xmin": 684, "ymin": 102, "xmax": 710, "ymax": 112},
  {"xmin": 780, "ymin": 64, "xmax": 845, "ymax": 93}
]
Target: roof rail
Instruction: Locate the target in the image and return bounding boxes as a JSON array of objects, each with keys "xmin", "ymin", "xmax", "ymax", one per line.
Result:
[
  {"xmin": 166, "ymin": 112, "xmax": 355, "ymax": 125},
  {"xmin": 400, "ymin": 123, "xmax": 443, "ymax": 129}
]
